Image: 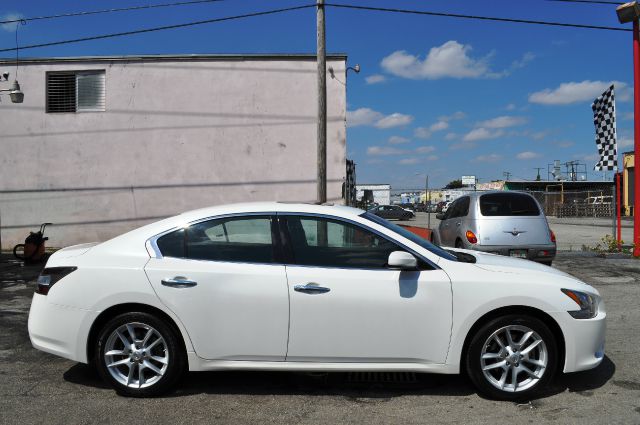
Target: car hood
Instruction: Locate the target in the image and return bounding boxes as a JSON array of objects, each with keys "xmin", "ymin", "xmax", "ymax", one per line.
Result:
[{"xmin": 446, "ymin": 248, "xmax": 581, "ymax": 282}]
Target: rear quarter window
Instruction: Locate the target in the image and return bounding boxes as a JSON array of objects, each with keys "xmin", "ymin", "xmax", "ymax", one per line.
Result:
[{"xmin": 479, "ymin": 193, "xmax": 540, "ymax": 216}]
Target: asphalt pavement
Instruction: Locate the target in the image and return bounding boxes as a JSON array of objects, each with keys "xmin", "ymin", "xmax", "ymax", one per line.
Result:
[{"xmin": 1, "ymin": 252, "xmax": 639, "ymax": 424}]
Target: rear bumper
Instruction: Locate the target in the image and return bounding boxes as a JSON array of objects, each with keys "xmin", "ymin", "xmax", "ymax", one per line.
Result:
[
  {"xmin": 28, "ymin": 293, "xmax": 97, "ymax": 363},
  {"xmin": 465, "ymin": 243, "xmax": 556, "ymax": 263}
]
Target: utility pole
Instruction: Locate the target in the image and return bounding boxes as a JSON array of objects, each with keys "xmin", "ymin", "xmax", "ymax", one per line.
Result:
[
  {"xmin": 503, "ymin": 171, "xmax": 512, "ymax": 181},
  {"xmin": 534, "ymin": 167, "xmax": 544, "ymax": 181},
  {"xmin": 317, "ymin": 0, "xmax": 327, "ymax": 204},
  {"xmin": 426, "ymin": 175, "xmax": 430, "ymax": 230}
]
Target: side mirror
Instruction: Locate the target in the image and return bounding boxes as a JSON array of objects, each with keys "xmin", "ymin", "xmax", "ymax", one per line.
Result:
[
  {"xmin": 436, "ymin": 213, "xmax": 445, "ymax": 220},
  {"xmin": 388, "ymin": 251, "xmax": 417, "ymax": 270}
]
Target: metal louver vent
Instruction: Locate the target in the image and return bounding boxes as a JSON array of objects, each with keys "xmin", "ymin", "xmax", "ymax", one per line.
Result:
[
  {"xmin": 46, "ymin": 73, "xmax": 76, "ymax": 113},
  {"xmin": 46, "ymin": 71, "xmax": 105, "ymax": 113}
]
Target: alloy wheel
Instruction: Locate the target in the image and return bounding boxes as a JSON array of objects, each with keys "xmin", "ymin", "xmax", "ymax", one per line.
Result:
[
  {"xmin": 480, "ymin": 325, "xmax": 548, "ymax": 393},
  {"xmin": 103, "ymin": 322, "xmax": 169, "ymax": 389}
]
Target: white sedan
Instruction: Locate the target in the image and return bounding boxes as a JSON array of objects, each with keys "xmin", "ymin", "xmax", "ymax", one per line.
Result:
[{"xmin": 28, "ymin": 202, "xmax": 606, "ymax": 399}]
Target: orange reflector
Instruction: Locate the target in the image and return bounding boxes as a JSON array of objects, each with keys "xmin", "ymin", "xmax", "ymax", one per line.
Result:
[{"xmin": 466, "ymin": 230, "xmax": 478, "ymax": 244}]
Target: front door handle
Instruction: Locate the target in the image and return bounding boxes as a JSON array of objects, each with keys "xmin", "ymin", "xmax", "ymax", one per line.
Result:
[
  {"xmin": 161, "ymin": 276, "xmax": 198, "ymax": 288},
  {"xmin": 294, "ymin": 283, "xmax": 330, "ymax": 294},
  {"xmin": 456, "ymin": 222, "xmax": 461, "ymax": 226}
]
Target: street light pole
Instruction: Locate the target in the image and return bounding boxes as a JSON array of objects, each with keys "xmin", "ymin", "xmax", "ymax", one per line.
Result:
[
  {"xmin": 426, "ymin": 175, "xmax": 431, "ymax": 230},
  {"xmin": 317, "ymin": 0, "xmax": 327, "ymax": 204}
]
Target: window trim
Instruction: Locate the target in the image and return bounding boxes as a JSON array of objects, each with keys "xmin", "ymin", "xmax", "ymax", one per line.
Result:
[
  {"xmin": 147, "ymin": 211, "xmax": 439, "ymax": 270},
  {"xmin": 276, "ymin": 212, "xmax": 438, "ymax": 271},
  {"xmin": 147, "ymin": 212, "xmax": 280, "ymax": 263}
]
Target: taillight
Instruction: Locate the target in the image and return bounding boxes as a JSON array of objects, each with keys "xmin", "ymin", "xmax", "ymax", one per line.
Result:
[
  {"xmin": 36, "ymin": 267, "xmax": 77, "ymax": 295},
  {"xmin": 550, "ymin": 229, "xmax": 556, "ymax": 244},
  {"xmin": 466, "ymin": 230, "xmax": 478, "ymax": 244}
]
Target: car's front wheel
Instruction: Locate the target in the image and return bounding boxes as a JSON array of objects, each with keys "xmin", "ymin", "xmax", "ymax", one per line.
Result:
[
  {"xmin": 95, "ymin": 312, "xmax": 186, "ymax": 397},
  {"xmin": 465, "ymin": 314, "xmax": 557, "ymax": 400}
]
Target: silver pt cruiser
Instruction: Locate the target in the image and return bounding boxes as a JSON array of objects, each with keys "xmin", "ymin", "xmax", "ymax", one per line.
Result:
[{"xmin": 433, "ymin": 191, "xmax": 556, "ymax": 265}]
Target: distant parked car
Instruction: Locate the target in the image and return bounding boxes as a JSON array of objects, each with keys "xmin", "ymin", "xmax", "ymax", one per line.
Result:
[
  {"xmin": 399, "ymin": 203, "xmax": 415, "ymax": 211},
  {"xmin": 370, "ymin": 205, "xmax": 414, "ymax": 220},
  {"xmin": 432, "ymin": 191, "xmax": 556, "ymax": 265},
  {"xmin": 435, "ymin": 201, "xmax": 447, "ymax": 213},
  {"xmin": 441, "ymin": 201, "xmax": 452, "ymax": 213}
]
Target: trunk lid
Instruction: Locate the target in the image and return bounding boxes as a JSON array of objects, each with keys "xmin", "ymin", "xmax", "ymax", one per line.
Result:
[{"xmin": 478, "ymin": 216, "xmax": 552, "ymax": 246}]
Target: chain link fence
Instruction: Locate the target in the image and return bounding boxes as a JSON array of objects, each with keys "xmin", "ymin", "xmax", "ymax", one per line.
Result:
[{"xmin": 510, "ymin": 190, "xmax": 615, "ymax": 218}]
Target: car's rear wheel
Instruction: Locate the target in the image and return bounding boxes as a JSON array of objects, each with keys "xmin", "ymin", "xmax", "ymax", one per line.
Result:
[
  {"xmin": 95, "ymin": 312, "xmax": 185, "ymax": 397},
  {"xmin": 465, "ymin": 314, "xmax": 557, "ymax": 401},
  {"xmin": 455, "ymin": 239, "xmax": 464, "ymax": 249}
]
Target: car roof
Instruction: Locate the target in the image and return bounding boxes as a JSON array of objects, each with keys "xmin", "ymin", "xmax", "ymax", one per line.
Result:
[{"xmin": 97, "ymin": 202, "xmax": 367, "ymax": 253}]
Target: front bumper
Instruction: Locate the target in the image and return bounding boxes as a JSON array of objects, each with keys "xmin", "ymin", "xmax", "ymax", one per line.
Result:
[
  {"xmin": 550, "ymin": 309, "xmax": 607, "ymax": 373},
  {"xmin": 28, "ymin": 293, "xmax": 97, "ymax": 363},
  {"xmin": 466, "ymin": 243, "xmax": 556, "ymax": 263}
]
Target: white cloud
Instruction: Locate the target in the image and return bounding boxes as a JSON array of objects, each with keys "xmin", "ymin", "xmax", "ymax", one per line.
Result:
[
  {"xmin": 347, "ymin": 108, "xmax": 383, "ymax": 127},
  {"xmin": 575, "ymin": 153, "xmax": 600, "ymax": 162},
  {"xmin": 416, "ymin": 146, "xmax": 436, "ymax": 154},
  {"xmin": 367, "ymin": 146, "xmax": 407, "ymax": 156},
  {"xmin": 430, "ymin": 121, "xmax": 449, "ymax": 132},
  {"xmin": 367, "ymin": 145, "xmax": 435, "ymax": 156},
  {"xmin": 445, "ymin": 132, "xmax": 458, "ymax": 141},
  {"xmin": 462, "ymin": 128, "xmax": 505, "ymax": 142},
  {"xmin": 505, "ymin": 103, "xmax": 516, "ymax": 111},
  {"xmin": 365, "ymin": 74, "xmax": 386, "ymax": 85},
  {"xmin": 1, "ymin": 13, "xmax": 23, "ymax": 32},
  {"xmin": 380, "ymin": 41, "xmax": 491, "ymax": 80},
  {"xmin": 475, "ymin": 154, "xmax": 503, "ymax": 162},
  {"xmin": 414, "ymin": 127, "xmax": 431, "ymax": 139},
  {"xmin": 438, "ymin": 111, "xmax": 466, "ymax": 121},
  {"xmin": 375, "ymin": 113, "xmax": 414, "ymax": 129},
  {"xmin": 530, "ymin": 131, "xmax": 547, "ymax": 140},
  {"xmin": 347, "ymin": 108, "xmax": 413, "ymax": 129},
  {"xmin": 555, "ymin": 140, "xmax": 574, "ymax": 148},
  {"xmin": 516, "ymin": 151, "xmax": 542, "ymax": 160},
  {"xmin": 427, "ymin": 155, "xmax": 439, "ymax": 161},
  {"xmin": 388, "ymin": 136, "xmax": 410, "ymax": 144},
  {"xmin": 529, "ymin": 80, "xmax": 631, "ymax": 105},
  {"xmin": 477, "ymin": 115, "xmax": 527, "ymax": 129},
  {"xmin": 619, "ymin": 136, "xmax": 633, "ymax": 148},
  {"xmin": 398, "ymin": 158, "xmax": 421, "ymax": 165}
]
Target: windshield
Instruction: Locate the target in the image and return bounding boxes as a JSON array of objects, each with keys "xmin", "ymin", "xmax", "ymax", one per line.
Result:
[{"xmin": 361, "ymin": 212, "xmax": 458, "ymax": 262}]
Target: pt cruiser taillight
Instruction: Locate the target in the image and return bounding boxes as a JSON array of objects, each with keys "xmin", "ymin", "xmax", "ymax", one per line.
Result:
[{"xmin": 36, "ymin": 267, "xmax": 77, "ymax": 295}]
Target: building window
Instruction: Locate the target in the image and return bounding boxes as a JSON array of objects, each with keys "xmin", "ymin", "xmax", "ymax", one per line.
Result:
[{"xmin": 46, "ymin": 71, "xmax": 105, "ymax": 113}]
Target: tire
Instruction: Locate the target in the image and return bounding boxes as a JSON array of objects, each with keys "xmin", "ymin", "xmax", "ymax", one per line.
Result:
[
  {"xmin": 455, "ymin": 239, "xmax": 464, "ymax": 249},
  {"xmin": 95, "ymin": 312, "xmax": 186, "ymax": 397},
  {"xmin": 540, "ymin": 261, "xmax": 553, "ymax": 267},
  {"xmin": 465, "ymin": 314, "xmax": 557, "ymax": 401},
  {"xmin": 13, "ymin": 244, "xmax": 26, "ymax": 260}
]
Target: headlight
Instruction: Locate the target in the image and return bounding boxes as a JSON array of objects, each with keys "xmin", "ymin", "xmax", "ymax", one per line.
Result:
[{"xmin": 561, "ymin": 288, "xmax": 599, "ymax": 319}]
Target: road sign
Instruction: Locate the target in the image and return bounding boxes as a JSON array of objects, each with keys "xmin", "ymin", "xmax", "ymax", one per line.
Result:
[{"xmin": 461, "ymin": 175, "xmax": 476, "ymax": 185}]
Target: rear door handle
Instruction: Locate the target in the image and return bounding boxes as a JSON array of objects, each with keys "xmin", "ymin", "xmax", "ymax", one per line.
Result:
[
  {"xmin": 294, "ymin": 283, "xmax": 330, "ymax": 294},
  {"xmin": 161, "ymin": 276, "xmax": 198, "ymax": 288},
  {"xmin": 456, "ymin": 222, "xmax": 461, "ymax": 226}
]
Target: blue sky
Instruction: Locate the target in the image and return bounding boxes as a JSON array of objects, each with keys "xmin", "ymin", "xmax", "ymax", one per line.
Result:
[{"xmin": 0, "ymin": 0, "xmax": 635, "ymax": 189}]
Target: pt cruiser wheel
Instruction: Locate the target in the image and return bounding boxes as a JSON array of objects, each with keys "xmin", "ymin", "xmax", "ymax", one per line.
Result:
[
  {"xmin": 466, "ymin": 315, "xmax": 557, "ymax": 400},
  {"xmin": 96, "ymin": 312, "xmax": 185, "ymax": 397}
]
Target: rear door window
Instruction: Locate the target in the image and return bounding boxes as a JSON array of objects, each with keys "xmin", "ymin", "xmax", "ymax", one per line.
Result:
[
  {"xmin": 479, "ymin": 193, "xmax": 540, "ymax": 216},
  {"xmin": 155, "ymin": 216, "xmax": 277, "ymax": 263}
]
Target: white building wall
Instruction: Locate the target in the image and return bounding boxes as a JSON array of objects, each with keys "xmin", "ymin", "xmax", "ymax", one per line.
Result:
[
  {"xmin": 356, "ymin": 184, "xmax": 391, "ymax": 205},
  {"xmin": 0, "ymin": 55, "xmax": 347, "ymax": 248}
]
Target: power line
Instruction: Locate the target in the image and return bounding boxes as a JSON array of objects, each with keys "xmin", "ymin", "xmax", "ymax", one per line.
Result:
[
  {"xmin": 0, "ymin": 5, "xmax": 315, "ymax": 53},
  {"xmin": 0, "ymin": 0, "xmax": 227, "ymax": 25},
  {"xmin": 324, "ymin": 3, "xmax": 631, "ymax": 32},
  {"xmin": 546, "ymin": 0, "xmax": 622, "ymax": 5}
]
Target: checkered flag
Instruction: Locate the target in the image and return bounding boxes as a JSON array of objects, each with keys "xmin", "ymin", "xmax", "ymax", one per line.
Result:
[{"xmin": 592, "ymin": 85, "xmax": 617, "ymax": 171}]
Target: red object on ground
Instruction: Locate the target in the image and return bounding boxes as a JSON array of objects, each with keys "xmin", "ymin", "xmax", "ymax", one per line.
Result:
[
  {"xmin": 634, "ymin": 19, "xmax": 640, "ymax": 256},
  {"xmin": 399, "ymin": 224, "xmax": 432, "ymax": 241},
  {"xmin": 617, "ymin": 172, "xmax": 622, "ymax": 250}
]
